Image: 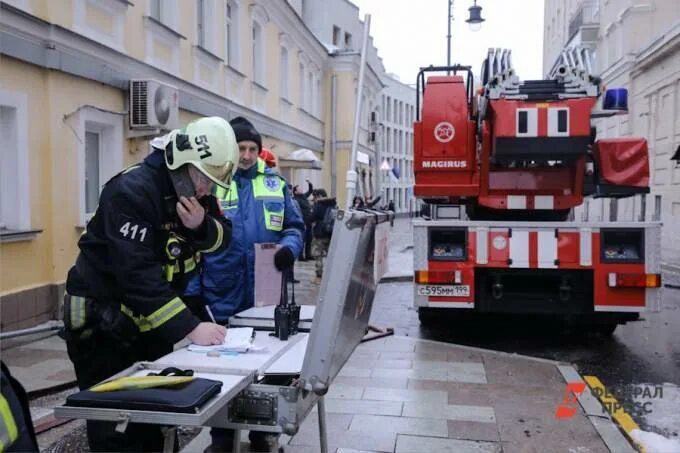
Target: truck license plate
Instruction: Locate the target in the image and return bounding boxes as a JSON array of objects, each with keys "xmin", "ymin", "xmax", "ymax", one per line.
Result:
[{"xmin": 418, "ymin": 285, "xmax": 470, "ymax": 297}]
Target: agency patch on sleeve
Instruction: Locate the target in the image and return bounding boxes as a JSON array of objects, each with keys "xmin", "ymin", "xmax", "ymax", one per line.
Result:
[{"xmin": 117, "ymin": 214, "xmax": 152, "ymax": 245}]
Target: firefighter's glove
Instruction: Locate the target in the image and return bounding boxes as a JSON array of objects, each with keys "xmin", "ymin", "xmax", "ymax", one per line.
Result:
[
  {"xmin": 274, "ymin": 247, "xmax": 295, "ymax": 271},
  {"xmin": 177, "ymin": 196, "xmax": 206, "ymax": 230}
]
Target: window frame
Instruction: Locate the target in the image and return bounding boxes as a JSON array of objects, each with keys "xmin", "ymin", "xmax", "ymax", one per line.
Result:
[
  {"xmin": 280, "ymin": 45, "xmax": 290, "ymax": 100},
  {"xmin": 0, "ymin": 90, "xmax": 30, "ymax": 235},
  {"xmin": 225, "ymin": 0, "xmax": 240, "ymax": 68},
  {"xmin": 77, "ymin": 108, "xmax": 124, "ymax": 226},
  {"xmin": 252, "ymin": 20, "xmax": 265, "ymax": 86}
]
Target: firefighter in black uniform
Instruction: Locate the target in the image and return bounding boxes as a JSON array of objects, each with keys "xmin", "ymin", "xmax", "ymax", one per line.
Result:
[
  {"xmin": 0, "ymin": 362, "xmax": 39, "ymax": 453},
  {"xmin": 62, "ymin": 116, "xmax": 239, "ymax": 452}
]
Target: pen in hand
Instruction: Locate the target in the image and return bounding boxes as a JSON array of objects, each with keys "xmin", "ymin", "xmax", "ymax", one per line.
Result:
[{"xmin": 205, "ymin": 305, "xmax": 217, "ymax": 324}]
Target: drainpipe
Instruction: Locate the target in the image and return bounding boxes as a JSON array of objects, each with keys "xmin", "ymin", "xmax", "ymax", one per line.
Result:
[
  {"xmin": 331, "ymin": 74, "xmax": 337, "ymax": 198},
  {"xmin": 345, "ymin": 14, "xmax": 371, "ymax": 209}
]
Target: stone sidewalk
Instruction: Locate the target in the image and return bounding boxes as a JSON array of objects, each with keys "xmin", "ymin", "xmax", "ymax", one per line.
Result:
[
  {"xmin": 182, "ymin": 335, "xmax": 634, "ymax": 453},
  {"xmin": 1, "ymin": 218, "xmax": 636, "ymax": 452}
]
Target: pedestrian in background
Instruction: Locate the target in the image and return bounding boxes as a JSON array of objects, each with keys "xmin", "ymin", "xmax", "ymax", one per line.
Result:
[
  {"xmin": 311, "ymin": 189, "xmax": 337, "ymax": 279},
  {"xmin": 293, "ymin": 179, "xmax": 314, "ymax": 261}
]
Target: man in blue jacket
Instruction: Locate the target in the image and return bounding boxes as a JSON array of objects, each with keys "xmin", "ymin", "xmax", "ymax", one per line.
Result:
[{"xmin": 186, "ymin": 117, "xmax": 303, "ymax": 451}]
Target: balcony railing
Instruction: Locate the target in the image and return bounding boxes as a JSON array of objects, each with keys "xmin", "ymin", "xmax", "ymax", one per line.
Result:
[{"xmin": 569, "ymin": 2, "xmax": 600, "ymax": 39}]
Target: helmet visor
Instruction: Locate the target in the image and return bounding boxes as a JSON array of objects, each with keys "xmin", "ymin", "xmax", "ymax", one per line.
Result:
[{"xmin": 192, "ymin": 161, "xmax": 234, "ymax": 188}]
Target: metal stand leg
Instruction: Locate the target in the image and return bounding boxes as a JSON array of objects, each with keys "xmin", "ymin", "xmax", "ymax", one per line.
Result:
[
  {"xmin": 161, "ymin": 426, "xmax": 176, "ymax": 453},
  {"xmin": 232, "ymin": 429, "xmax": 241, "ymax": 453},
  {"xmin": 318, "ymin": 397, "xmax": 329, "ymax": 453}
]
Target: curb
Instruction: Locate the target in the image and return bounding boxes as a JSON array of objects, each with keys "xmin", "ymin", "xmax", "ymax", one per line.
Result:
[
  {"xmin": 390, "ymin": 335, "xmax": 572, "ymax": 366},
  {"xmin": 556, "ymin": 366, "xmax": 638, "ymax": 453}
]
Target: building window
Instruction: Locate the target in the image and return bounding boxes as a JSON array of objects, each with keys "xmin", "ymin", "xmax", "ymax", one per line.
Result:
[
  {"xmin": 225, "ymin": 1, "xmax": 239, "ymax": 68},
  {"xmin": 280, "ymin": 46, "xmax": 289, "ymax": 99},
  {"xmin": 299, "ymin": 63, "xmax": 306, "ymax": 108},
  {"xmin": 84, "ymin": 131, "xmax": 100, "ymax": 215},
  {"xmin": 332, "ymin": 25, "xmax": 340, "ymax": 46},
  {"xmin": 226, "ymin": 2, "xmax": 232, "ymax": 64},
  {"xmin": 78, "ymin": 109, "xmax": 123, "ymax": 225},
  {"xmin": 197, "ymin": 0, "xmax": 206, "ymax": 47},
  {"xmin": 0, "ymin": 91, "xmax": 30, "ymax": 233},
  {"xmin": 252, "ymin": 21, "xmax": 264, "ymax": 85},
  {"xmin": 195, "ymin": 0, "xmax": 217, "ymax": 53},
  {"xmin": 344, "ymin": 31, "xmax": 352, "ymax": 49},
  {"xmin": 150, "ymin": 0, "xmax": 161, "ymax": 21},
  {"xmin": 316, "ymin": 77, "xmax": 322, "ymax": 116},
  {"xmin": 306, "ymin": 71, "xmax": 313, "ymax": 112}
]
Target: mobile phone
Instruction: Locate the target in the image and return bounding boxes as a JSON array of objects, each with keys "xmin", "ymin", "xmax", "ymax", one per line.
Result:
[{"xmin": 169, "ymin": 166, "xmax": 196, "ymax": 199}]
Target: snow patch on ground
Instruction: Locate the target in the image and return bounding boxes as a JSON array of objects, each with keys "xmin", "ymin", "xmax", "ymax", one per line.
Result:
[{"xmin": 630, "ymin": 429, "xmax": 680, "ymax": 453}]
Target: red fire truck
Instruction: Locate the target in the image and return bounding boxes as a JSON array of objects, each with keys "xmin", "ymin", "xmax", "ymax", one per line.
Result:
[{"xmin": 412, "ymin": 49, "xmax": 662, "ymax": 334}]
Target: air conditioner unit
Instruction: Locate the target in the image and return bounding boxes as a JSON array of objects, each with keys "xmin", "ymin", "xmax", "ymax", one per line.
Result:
[{"xmin": 129, "ymin": 79, "xmax": 179, "ymax": 130}]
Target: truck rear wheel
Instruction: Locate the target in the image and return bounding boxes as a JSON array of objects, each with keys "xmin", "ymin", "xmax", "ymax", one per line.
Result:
[
  {"xmin": 418, "ymin": 307, "xmax": 442, "ymax": 326},
  {"xmin": 593, "ymin": 323, "xmax": 617, "ymax": 336}
]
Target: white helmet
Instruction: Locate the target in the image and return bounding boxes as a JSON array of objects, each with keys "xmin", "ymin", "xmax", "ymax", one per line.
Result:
[{"xmin": 164, "ymin": 116, "xmax": 239, "ymax": 188}]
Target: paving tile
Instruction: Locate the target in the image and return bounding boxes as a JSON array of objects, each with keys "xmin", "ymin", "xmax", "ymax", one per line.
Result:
[
  {"xmin": 402, "ymin": 402, "xmax": 496, "ymax": 423},
  {"xmin": 448, "ymin": 420, "xmax": 500, "ymax": 442},
  {"xmin": 447, "ymin": 383, "xmax": 496, "ymax": 406},
  {"xmin": 410, "ymin": 360, "xmax": 451, "ymax": 371},
  {"xmin": 358, "ymin": 338, "xmax": 416, "ymax": 352},
  {"xmin": 371, "ymin": 366, "xmax": 447, "ymax": 381},
  {"xmin": 362, "ymin": 387, "xmax": 447, "ymax": 403},
  {"xmin": 323, "ymin": 398, "xmax": 403, "ymax": 416},
  {"xmin": 347, "ymin": 358, "xmax": 413, "ymax": 369},
  {"xmin": 350, "ymin": 414, "xmax": 448, "ymax": 437},
  {"xmin": 493, "ymin": 398, "xmax": 609, "ymax": 453},
  {"xmin": 336, "ymin": 449, "xmax": 382, "ymax": 453},
  {"xmin": 326, "ymin": 385, "xmax": 365, "ymax": 400},
  {"xmin": 334, "ymin": 376, "xmax": 408, "ymax": 390},
  {"xmin": 482, "ymin": 355, "xmax": 564, "ymax": 387},
  {"xmin": 447, "ymin": 349, "xmax": 484, "ymax": 363},
  {"xmin": 295, "ymin": 412, "xmax": 353, "ymax": 438},
  {"xmin": 1, "ymin": 348, "xmax": 68, "ymax": 367},
  {"xmin": 290, "ymin": 419, "xmax": 396, "ymax": 453},
  {"xmin": 485, "ymin": 383, "xmax": 559, "ymax": 405},
  {"xmin": 414, "ymin": 341, "xmax": 457, "ymax": 354},
  {"xmin": 408, "ymin": 381, "xmax": 551, "ymax": 409},
  {"xmin": 395, "ymin": 434, "xmax": 501, "ymax": 453},
  {"xmin": 448, "ymin": 362, "xmax": 487, "ymax": 384},
  {"xmin": 350, "ymin": 351, "xmax": 381, "ymax": 360},
  {"xmin": 338, "ymin": 366, "xmax": 373, "ymax": 378},
  {"xmin": 379, "ymin": 351, "xmax": 447, "ymax": 361}
]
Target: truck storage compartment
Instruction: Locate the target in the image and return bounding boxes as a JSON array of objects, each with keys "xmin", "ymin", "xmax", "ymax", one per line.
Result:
[
  {"xmin": 475, "ymin": 268, "xmax": 593, "ymax": 314},
  {"xmin": 600, "ymin": 228, "xmax": 644, "ymax": 263},
  {"xmin": 429, "ymin": 228, "xmax": 467, "ymax": 261},
  {"xmin": 593, "ymin": 138, "xmax": 650, "ymax": 197}
]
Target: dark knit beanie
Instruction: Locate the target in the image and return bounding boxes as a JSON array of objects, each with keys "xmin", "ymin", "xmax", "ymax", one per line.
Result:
[{"xmin": 229, "ymin": 116, "xmax": 262, "ymax": 151}]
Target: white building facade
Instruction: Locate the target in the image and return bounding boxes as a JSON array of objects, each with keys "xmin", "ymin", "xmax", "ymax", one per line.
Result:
[
  {"xmin": 380, "ymin": 75, "xmax": 416, "ymax": 214},
  {"xmin": 543, "ymin": 0, "xmax": 680, "ymax": 279}
]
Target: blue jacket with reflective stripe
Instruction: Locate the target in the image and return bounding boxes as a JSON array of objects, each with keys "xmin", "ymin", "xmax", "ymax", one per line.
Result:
[{"xmin": 185, "ymin": 162, "xmax": 304, "ymax": 321}]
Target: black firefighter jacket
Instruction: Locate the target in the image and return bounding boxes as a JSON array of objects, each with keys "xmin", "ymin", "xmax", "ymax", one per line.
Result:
[{"xmin": 66, "ymin": 149, "xmax": 231, "ymax": 345}]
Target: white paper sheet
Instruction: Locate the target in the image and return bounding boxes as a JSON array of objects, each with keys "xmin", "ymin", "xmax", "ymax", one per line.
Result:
[{"xmin": 187, "ymin": 327, "xmax": 258, "ymax": 353}]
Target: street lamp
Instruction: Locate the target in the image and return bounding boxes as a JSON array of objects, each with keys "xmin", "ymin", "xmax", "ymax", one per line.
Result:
[
  {"xmin": 447, "ymin": 1, "xmax": 485, "ymax": 68},
  {"xmin": 465, "ymin": 0, "xmax": 485, "ymax": 32}
]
